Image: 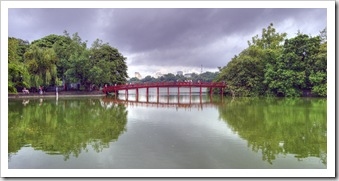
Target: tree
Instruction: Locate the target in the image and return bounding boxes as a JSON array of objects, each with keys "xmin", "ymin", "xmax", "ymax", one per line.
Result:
[
  {"xmin": 24, "ymin": 44, "xmax": 59, "ymax": 87},
  {"xmin": 51, "ymin": 33, "xmax": 73, "ymax": 81},
  {"xmin": 309, "ymin": 28, "xmax": 327, "ymax": 96},
  {"xmin": 8, "ymin": 37, "xmax": 30, "ymax": 93},
  {"xmin": 265, "ymin": 34, "xmax": 323, "ymax": 97},
  {"xmin": 217, "ymin": 47, "xmax": 265, "ymax": 96},
  {"xmin": 129, "ymin": 77, "xmax": 140, "ymax": 84},
  {"xmin": 89, "ymin": 39, "xmax": 129, "ymax": 86},
  {"xmin": 159, "ymin": 73, "xmax": 177, "ymax": 82},
  {"xmin": 215, "ymin": 24, "xmax": 327, "ymax": 97},
  {"xmin": 216, "ymin": 23, "xmax": 287, "ymax": 96},
  {"xmin": 31, "ymin": 34, "xmax": 66, "ymax": 48},
  {"xmin": 141, "ymin": 75, "xmax": 157, "ymax": 83},
  {"xmin": 248, "ymin": 23, "xmax": 287, "ymax": 49},
  {"xmin": 63, "ymin": 33, "xmax": 90, "ymax": 88},
  {"xmin": 9, "ymin": 32, "xmax": 129, "ymax": 91},
  {"xmin": 198, "ymin": 71, "xmax": 219, "ymax": 82}
]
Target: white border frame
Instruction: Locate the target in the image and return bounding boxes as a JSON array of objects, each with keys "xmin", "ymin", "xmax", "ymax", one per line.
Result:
[{"xmin": 1, "ymin": 1, "xmax": 335, "ymax": 178}]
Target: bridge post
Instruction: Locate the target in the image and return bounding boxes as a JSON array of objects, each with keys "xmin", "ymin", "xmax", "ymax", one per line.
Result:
[
  {"xmin": 210, "ymin": 88, "xmax": 213, "ymax": 95},
  {"xmin": 146, "ymin": 87, "xmax": 149, "ymax": 97},
  {"xmin": 157, "ymin": 87, "xmax": 159, "ymax": 96},
  {"xmin": 189, "ymin": 86, "xmax": 191, "ymax": 96},
  {"xmin": 178, "ymin": 86, "xmax": 180, "ymax": 96},
  {"xmin": 200, "ymin": 86, "xmax": 202, "ymax": 96},
  {"xmin": 221, "ymin": 88, "xmax": 223, "ymax": 95},
  {"xmin": 167, "ymin": 87, "xmax": 169, "ymax": 96}
]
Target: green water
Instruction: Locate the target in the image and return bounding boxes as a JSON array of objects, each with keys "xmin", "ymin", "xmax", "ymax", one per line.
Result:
[{"xmin": 8, "ymin": 95, "xmax": 326, "ymax": 169}]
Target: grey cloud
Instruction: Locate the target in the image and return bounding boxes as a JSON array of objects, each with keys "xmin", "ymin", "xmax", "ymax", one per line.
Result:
[
  {"xmin": 8, "ymin": 8, "xmax": 327, "ymax": 75},
  {"xmin": 9, "ymin": 8, "xmax": 101, "ymax": 43}
]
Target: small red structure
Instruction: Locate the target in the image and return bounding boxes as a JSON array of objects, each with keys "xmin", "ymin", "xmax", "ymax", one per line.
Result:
[{"xmin": 102, "ymin": 82, "xmax": 227, "ymax": 97}]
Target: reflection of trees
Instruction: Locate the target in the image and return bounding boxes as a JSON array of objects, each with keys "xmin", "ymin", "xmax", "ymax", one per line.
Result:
[
  {"xmin": 8, "ymin": 98, "xmax": 128, "ymax": 160},
  {"xmin": 218, "ymin": 97, "xmax": 327, "ymax": 165}
]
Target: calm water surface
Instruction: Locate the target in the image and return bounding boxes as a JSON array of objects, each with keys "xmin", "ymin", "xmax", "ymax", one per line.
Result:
[{"xmin": 8, "ymin": 90, "xmax": 326, "ymax": 169}]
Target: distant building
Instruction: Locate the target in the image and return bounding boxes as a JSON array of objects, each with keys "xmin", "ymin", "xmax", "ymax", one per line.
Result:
[
  {"xmin": 177, "ymin": 71, "xmax": 183, "ymax": 76},
  {"xmin": 184, "ymin": 73, "xmax": 192, "ymax": 78},
  {"xmin": 135, "ymin": 72, "xmax": 142, "ymax": 79}
]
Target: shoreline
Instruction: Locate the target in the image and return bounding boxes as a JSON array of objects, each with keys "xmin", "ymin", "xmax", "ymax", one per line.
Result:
[{"xmin": 8, "ymin": 91, "xmax": 106, "ymax": 99}]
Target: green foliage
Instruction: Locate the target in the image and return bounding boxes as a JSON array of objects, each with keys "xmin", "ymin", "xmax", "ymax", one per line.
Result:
[
  {"xmin": 8, "ymin": 38, "xmax": 31, "ymax": 93},
  {"xmin": 217, "ymin": 46, "xmax": 266, "ymax": 96},
  {"xmin": 24, "ymin": 44, "xmax": 58, "ymax": 87},
  {"xmin": 309, "ymin": 40, "xmax": 327, "ymax": 96},
  {"xmin": 9, "ymin": 31, "xmax": 128, "ymax": 91},
  {"xmin": 141, "ymin": 75, "xmax": 157, "ymax": 83},
  {"xmin": 128, "ymin": 77, "xmax": 141, "ymax": 83},
  {"xmin": 137, "ymin": 71, "xmax": 219, "ymax": 83},
  {"xmin": 31, "ymin": 34, "xmax": 66, "ymax": 48},
  {"xmin": 90, "ymin": 39, "xmax": 128, "ymax": 86},
  {"xmin": 248, "ymin": 23, "xmax": 287, "ymax": 50},
  {"xmin": 216, "ymin": 23, "xmax": 327, "ymax": 97},
  {"xmin": 266, "ymin": 34, "xmax": 324, "ymax": 97}
]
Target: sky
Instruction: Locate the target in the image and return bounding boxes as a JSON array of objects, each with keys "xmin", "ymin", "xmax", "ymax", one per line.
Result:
[{"xmin": 8, "ymin": 7, "xmax": 327, "ymax": 79}]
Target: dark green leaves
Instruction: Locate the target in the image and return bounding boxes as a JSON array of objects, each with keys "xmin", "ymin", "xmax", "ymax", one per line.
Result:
[{"xmin": 216, "ymin": 24, "xmax": 327, "ymax": 97}]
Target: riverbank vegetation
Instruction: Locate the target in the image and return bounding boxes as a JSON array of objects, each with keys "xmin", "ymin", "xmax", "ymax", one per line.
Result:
[
  {"xmin": 129, "ymin": 71, "xmax": 219, "ymax": 84},
  {"xmin": 8, "ymin": 31, "xmax": 128, "ymax": 93},
  {"xmin": 215, "ymin": 24, "xmax": 327, "ymax": 97}
]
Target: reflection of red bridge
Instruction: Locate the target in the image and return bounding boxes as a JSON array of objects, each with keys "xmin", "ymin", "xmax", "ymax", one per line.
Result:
[
  {"xmin": 101, "ymin": 96, "xmax": 223, "ymax": 110},
  {"xmin": 102, "ymin": 82, "xmax": 227, "ymax": 96}
]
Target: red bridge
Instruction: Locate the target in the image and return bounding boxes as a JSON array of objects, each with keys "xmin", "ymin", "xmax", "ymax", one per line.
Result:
[{"xmin": 102, "ymin": 82, "xmax": 227, "ymax": 96}]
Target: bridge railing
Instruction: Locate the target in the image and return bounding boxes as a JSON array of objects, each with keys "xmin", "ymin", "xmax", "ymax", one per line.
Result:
[{"xmin": 103, "ymin": 82, "xmax": 226, "ymax": 93}]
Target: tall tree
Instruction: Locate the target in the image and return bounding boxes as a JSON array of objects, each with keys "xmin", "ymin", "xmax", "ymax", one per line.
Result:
[
  {"xmin": 8, "ymin": 37, "xmax": 30, "ymax": 93},
  {"xmin": 265, "ymin": 34, "xmax": 323, "ymax": 97},
  {"xmin": 309, "ymin": 28, "xmax": 327, "ymax": 96},
  {"xmin": 63, "ymin": 33, "xmax": 90, "ymax": 88},
  {"xmin": 216, "ymin": 23, "xmax": 286, "ymax": 96},
  {"xmin": 24, "ymin": 44, "xmax": 58, "ymax": 87},
  {"xmin": 89, "ymin": 39, "xmax": 128, "ymax": 86}
]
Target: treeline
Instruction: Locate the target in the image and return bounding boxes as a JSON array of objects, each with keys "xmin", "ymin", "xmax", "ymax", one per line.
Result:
[
  {"xmin": 8, "ymin": 31, "xmax": 128, "ymax": 93},
  {"xmin": 215, "ymin": 23, "xmax": 327, "ymax": 97},
  {"xmin": 129, "ymin": 71, "xmax": 219, "ymax": 84}
]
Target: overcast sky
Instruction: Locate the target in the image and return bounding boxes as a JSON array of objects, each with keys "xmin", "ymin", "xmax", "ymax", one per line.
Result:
[{"xmin": 8, "ymin": 8, "xmax": 327, "ymax": 78}]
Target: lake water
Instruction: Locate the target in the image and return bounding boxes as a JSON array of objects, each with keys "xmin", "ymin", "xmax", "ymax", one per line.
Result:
[{"xmin": 8, "ymin": 89, "xmax": 327, "ymax": 169}]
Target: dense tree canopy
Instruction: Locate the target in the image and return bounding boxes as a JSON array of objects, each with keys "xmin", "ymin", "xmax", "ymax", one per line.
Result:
[
  {"xmin": 8, "ymin": 32, "xmax": 128, "ymax": 93},
  {"xmin": 8, "ymin": 38, "xmax": 31, "ymax": 93},
  {"xmin": 215, "ymin": 24, "xmax": 327, "ymax": 97}
]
